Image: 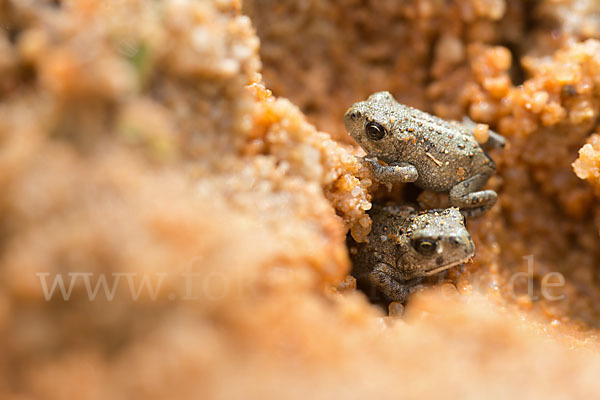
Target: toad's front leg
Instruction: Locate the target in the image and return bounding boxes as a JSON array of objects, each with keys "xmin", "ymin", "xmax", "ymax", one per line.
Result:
[
  {"xmin": 362, "ymin": 157, "xmax": 418, "ymax": 184},
  {"xmin": 368, "ymin": 263, "xmax": 419, "ymax": 303},
  {"xmin": 449, "ymin": 171, "xmax": 497, "ymax": 218}
]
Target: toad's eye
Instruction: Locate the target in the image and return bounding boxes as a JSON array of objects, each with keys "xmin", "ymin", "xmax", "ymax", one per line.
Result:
[
  {"xmin": 365, "ymin": 121, "xmax": 387, "ymax": 141},
  {"xmin": 411, "ymin": 238, "xmax": 437, "ymax": 256}
]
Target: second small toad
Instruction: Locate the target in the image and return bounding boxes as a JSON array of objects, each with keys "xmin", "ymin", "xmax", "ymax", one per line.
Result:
[{"xmin": 348, "ymin": 204, "xmax": 475, "ymax": 303}]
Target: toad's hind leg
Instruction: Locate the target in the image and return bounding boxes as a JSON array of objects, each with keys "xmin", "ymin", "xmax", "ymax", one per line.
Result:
[
  {"xmin": 449, "ymin": 171, "xmax": 497, "ymax": 218},
  {"xmin": 461, "ymin": 117, "xmax": 506, "ymax": 149}
]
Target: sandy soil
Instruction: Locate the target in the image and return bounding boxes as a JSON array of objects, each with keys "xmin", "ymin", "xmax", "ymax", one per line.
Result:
[{"xmin": 1, "ymin": 0, "xmax": 600, "ymax": 398}]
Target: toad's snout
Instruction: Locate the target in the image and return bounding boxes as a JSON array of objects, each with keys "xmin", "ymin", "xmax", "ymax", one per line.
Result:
[
  {"xmin": 344, "ymin": 107, "xmax": 362, "ymax": 128},
  {"xmin": 448, "ymin": 233, "xmax": 475, "ymax": 256}
]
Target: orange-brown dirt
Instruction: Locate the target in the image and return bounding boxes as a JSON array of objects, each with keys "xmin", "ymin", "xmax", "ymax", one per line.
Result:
[{"xmin": 1, "ymin": 0, "xmax": 600, "ymax": 398}]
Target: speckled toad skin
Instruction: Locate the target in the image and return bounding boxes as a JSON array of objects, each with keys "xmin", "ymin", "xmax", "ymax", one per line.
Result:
[
  {"xmin": 347, "ymin": 204, "xmax": 475, "ymax": 303},
  {"xmin": 344, "ymin": 91, "xmax": 504, "ymax": 217}
]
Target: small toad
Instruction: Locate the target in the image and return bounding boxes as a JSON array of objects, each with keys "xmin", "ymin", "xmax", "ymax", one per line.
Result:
[
  {"xmin": 347, "ymin": 204, "xmax": 474, "ymax": 303},
  {"xmin": 344, "ymin": 91, "xmax": 505, "ymax": 217}
]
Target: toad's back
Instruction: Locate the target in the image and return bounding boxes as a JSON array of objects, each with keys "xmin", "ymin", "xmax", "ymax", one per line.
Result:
[{"xmin": 388, "ymin": 103, "xmax": 495, "ymax": 191}]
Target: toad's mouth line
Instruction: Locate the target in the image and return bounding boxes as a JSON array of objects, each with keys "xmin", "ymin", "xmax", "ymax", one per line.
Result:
[{"xmin": 423, "ymin": 255, "xmax": 474, "ymax": 276}]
